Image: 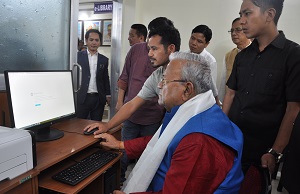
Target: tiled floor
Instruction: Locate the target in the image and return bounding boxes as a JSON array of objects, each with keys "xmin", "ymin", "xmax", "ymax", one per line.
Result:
[
  {"xmin": 102, "ymin": 105, "xmax": 109, "ymax": 122},
  {"xmin": 124, "ymin": 163, "xmax": 290, "ymax": 193},
  {"xmin": 271, "ymin": 162, "xmax": 289, "ymax": 194},
  {"xmin": 272, "ymin": 179, "xmax": 288, "ymax": 194}
]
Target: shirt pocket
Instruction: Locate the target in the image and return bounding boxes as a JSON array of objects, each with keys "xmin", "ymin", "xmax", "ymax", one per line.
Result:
[
  {"xmin": 256, "ymin": 68, "xmax": 283, "ymax": 96},
  {"xmin": 98, "ymin": 63, "xmax": 105, "ymax": 69}
]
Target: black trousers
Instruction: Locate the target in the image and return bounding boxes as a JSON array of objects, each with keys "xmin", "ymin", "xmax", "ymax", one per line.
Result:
[{"xmin": 77, "ymin": 93, "xmax": 105, "ymax": 121}]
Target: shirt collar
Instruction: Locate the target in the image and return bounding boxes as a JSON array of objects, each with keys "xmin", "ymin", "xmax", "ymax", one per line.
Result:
[
  {"xmin": 237, "ymin": 41, "xmax": 252, "ymax": 52},
  {"xmin": 251, "ymin": 31, "xmax": 286, "ymax": 50},
  {"xmin": 87, "ymin": 49, "xmax": 98, "ymax": 56},
  {"xmin": 271, "ymin": 31, "xmax": 286, "ymax": 49}
]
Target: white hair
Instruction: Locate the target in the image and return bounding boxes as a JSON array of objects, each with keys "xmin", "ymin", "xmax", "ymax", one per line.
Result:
[{"xmin": 169, "ymin": 51, "xmax": 212, "ymax": 94}]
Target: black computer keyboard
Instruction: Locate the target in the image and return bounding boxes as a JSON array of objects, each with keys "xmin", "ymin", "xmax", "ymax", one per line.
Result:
[{"xmin": 52, "ymin": 149, "xmax": 119, "ymax": 186}]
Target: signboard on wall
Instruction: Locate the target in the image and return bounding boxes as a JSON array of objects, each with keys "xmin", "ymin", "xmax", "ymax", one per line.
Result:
[{"xmin": 94, "ymin": 2, "xmax": 113, "ymax": 14}]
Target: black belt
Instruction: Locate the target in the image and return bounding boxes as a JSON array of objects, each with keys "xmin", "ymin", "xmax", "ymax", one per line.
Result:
[{"xmin": 87, "ymin": 92, "xmax": 98, "ymax": 95}]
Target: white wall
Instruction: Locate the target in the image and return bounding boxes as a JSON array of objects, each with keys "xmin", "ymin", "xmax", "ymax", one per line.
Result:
[
  {"xmin": 121, "ymin": 0, "xmax": 300, "ymax": 87},
  {"xmin": 78, "ymin": 2, "xmax": 112, "ymax": 62},
  {"xmin": 119, "ymin": 0, "xmax": 136, "ymax": 65}
]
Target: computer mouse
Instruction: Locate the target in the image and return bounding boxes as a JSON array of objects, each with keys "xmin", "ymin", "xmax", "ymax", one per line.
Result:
[{"xmin": 83, "ymin": 127, "xmax": 99, "ymax": 135}]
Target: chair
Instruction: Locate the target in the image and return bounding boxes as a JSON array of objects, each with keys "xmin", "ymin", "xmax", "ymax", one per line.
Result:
[{"xmin": 239, "ymin": 165, "xmax": 272, "ymax": 194}]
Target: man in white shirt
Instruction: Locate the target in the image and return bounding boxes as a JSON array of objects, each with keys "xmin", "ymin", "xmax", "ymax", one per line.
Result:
[{"xmin": 188, "ymin": 25, "xmax": 219, "ymax": 104}]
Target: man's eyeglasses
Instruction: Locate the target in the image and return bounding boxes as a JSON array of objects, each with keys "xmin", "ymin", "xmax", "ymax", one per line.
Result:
[
  {"xmin": 160, "ymin": 78, "xmax": 186, "ymax": 86},
  {"xmin": 228, "ymin": 28, "xmax": 243, "ymax": 34}
]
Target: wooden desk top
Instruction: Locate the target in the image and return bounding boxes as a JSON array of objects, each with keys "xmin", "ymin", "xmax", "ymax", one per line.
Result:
[
  {"xmin": 37, "ymin": 118, "xmax": 122, "ymax": 193},
  {"xmin": 36, "ymin": 118, "xmax": 122, "ymax": 171}
]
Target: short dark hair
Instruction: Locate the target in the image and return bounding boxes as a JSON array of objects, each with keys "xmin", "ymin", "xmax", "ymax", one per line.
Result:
[
  {"xmin": 148, "ymin": 26, "xmax": 181, "ymax": 52},
  {"xmin": 191, "ymin": 25, "xmax": 212, "ymax": 43},
  {"xmin": 232, "ymin": 17, "xmax": 241, "ymax": 25},
  {"xmin": 85, "ymin": 29, "xmax": 102, "ymax": 44},
  {"xmin": 148, "ymin": 17, "xmax": 174, "ymax": 32},
  {"xmin": 251, "ymin": 0, "xmax": 284, "ymax": 25},
  {"xmin": 131, "ymin": 24, "xmax": 147, "ymax": 41}
]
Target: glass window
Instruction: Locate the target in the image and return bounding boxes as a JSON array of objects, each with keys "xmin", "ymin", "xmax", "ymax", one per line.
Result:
[{"xmin": 0, "ymin": 0, "xmax": 71, "ymax": 73}]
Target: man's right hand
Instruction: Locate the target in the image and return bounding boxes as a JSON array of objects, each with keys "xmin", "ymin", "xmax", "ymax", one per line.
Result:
[{"xmin": 83, "ymin": 122, "xmax": 109, "ymax": 134}]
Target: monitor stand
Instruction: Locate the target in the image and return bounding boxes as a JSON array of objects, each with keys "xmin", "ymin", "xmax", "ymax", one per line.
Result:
[{"xmin": 31, "ymin": 126, "xmax": 64, "ymax": 142}]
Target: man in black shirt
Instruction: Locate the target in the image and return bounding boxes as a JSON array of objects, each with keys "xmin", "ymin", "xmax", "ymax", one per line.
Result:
[{"xmin": 222, "ymin": 0, "xmax": 300, "ymax": 175}]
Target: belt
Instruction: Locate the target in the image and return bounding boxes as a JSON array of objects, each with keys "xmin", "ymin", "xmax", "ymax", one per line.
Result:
[{"xmin": 87, "ymin": 92, "xmax": 98, "ymax": 95}]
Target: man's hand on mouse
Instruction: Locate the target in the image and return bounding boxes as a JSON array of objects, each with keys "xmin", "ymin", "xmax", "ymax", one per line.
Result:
[
  {"xmin": 95, "ymin": 133, "xmax": 123, "ymax": 150},
  {"xmin": 83, "ymin": 122, "xmax": 109, "ymax": 134}
]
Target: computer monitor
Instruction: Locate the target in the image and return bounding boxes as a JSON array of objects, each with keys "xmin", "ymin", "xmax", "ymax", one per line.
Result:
[{"xmin": 4, "ymin": 70, "xmax": 76, "ymax": 142}]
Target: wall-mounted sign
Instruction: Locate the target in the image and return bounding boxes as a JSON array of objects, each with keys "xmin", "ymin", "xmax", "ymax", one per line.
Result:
[{"xmin": 94, "ymin": 2, "xmax": 113, "ymax": 14}]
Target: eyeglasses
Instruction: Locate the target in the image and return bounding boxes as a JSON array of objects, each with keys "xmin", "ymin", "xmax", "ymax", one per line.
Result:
[
  {"xmin": 160, "ymin": 78, "xmax": 186, "ymax": 86},
  {"xmin": 228, "ymin": 28, "xmax": 243, "ymax": 34}
]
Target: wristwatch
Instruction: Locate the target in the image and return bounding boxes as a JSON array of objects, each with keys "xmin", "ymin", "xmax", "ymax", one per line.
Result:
[{"xmin": 267, "ymin": 148, "xmax": 283, "ymax": 163}]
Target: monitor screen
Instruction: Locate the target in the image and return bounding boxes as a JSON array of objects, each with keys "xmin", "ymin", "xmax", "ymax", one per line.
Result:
[{"xmin": 4, "ymin": 70, "xmax": 76, "ymax": 142}]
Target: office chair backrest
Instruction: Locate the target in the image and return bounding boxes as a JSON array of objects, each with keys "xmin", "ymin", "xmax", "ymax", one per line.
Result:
[{"xmin": 239, "ymin": 165, "xmax": 272, "ymax": 194}]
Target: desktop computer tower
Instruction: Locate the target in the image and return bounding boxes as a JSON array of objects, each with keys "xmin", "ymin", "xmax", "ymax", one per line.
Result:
[{"xmin": 104, "ymin": 165, "xmax": 118, "ymax": 194}]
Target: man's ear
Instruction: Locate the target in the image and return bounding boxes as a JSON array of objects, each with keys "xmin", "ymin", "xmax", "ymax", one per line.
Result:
[
  {"xmin": 168, "ymin": 44, "xmax": 176, "ymax": 53},
  {"xmin": 204, "ymin": 41, "xmax": 210, "ymax": 48},
  {"xmin": 182, "ymin": 82, "xmax": 194, "ymax": 101},
  {"xmin": 266, "ymin": 8, "xmax": 276, "ymax": 23},
  {"xmin": 140, "ymin": 35, "xmax": 145, "ymax": 42}
]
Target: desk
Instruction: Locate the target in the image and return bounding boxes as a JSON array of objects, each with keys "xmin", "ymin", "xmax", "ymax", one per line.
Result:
[
  {"xmin": 0, "ymin": 169, "xmax": 39, "ymax": 194},
  {"xmin": 0, "ymin": 118, "xmax": 122, "ymax": 194}
]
